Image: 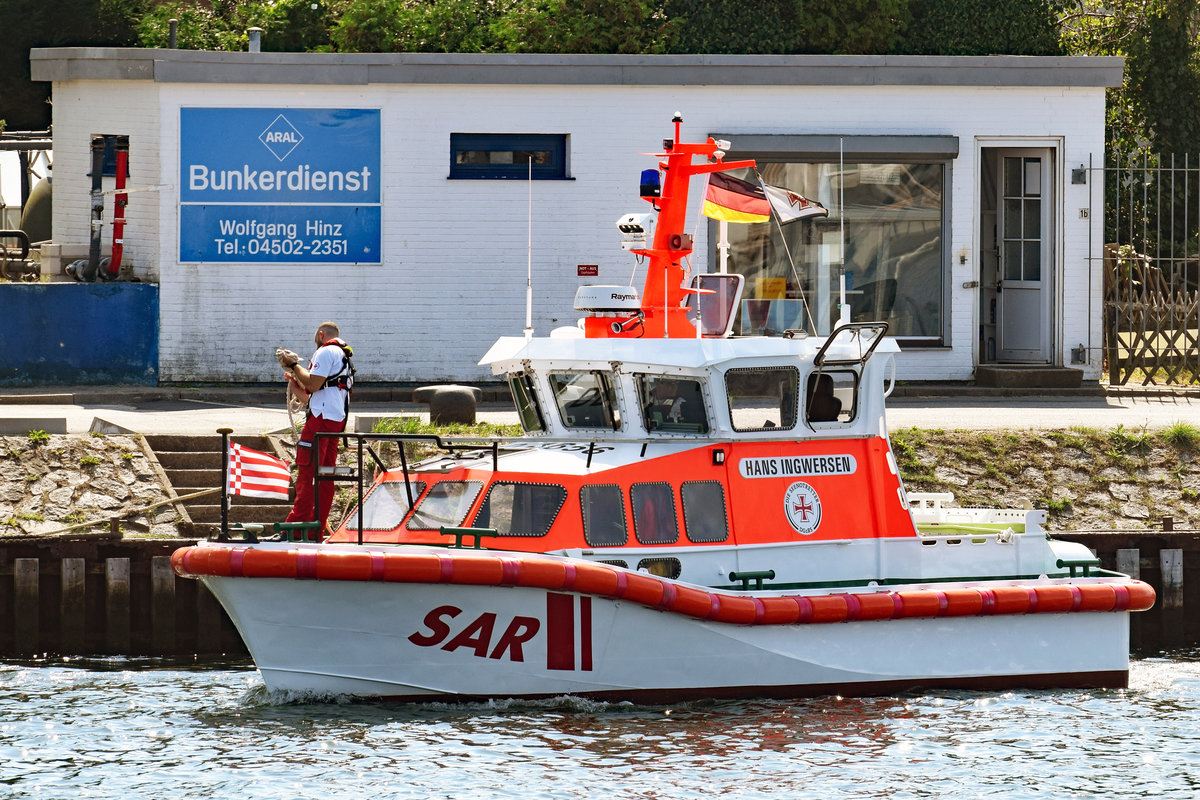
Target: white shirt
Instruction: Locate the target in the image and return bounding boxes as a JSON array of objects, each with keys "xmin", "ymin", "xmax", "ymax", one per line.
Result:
[{"xmin": 307, "ymin": 343, "xmax": 349, "ymax": 422}]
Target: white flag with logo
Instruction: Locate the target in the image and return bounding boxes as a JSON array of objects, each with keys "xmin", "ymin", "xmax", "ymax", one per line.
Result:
[{"xmin": 762, "ymin": 182, "xmax": 829, "ymax": 223}]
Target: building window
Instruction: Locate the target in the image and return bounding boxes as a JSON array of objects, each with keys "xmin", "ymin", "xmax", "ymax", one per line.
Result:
[
  {"xmin": 714, "ymin": 134, "xmax": 956, "ymax": 345},
  {"xmin": 450, "ymin": 133, "xmax": 568, "ymax": 180}
]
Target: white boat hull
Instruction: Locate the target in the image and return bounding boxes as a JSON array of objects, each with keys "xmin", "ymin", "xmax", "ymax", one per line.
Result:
[{"xmin": 202, "ymin": 575, "xmax": 1132, "ymax": 701}]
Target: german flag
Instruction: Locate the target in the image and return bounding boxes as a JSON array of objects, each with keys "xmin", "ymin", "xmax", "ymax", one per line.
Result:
[{"xmin": 702, "ymin": 172, "xmax": 770, "ymax": 223}]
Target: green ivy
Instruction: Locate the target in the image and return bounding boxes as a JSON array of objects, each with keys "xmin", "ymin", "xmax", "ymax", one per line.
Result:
[{"xmin": 897, "ymin": 0, "xmax": 1061, "ymax": 55}]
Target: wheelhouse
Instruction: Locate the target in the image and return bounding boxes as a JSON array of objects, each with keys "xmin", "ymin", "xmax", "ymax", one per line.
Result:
[{"xmin": 327, "ymin": 323, "xmax": 912, "ymax": 588}]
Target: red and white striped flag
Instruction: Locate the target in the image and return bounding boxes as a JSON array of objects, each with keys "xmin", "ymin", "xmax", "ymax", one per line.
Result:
[{"xmin": 227, "ymin": 442, "xmax": 292, "ymax": 500}]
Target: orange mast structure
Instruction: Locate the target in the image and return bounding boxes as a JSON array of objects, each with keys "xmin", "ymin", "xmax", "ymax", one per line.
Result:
[{"xmin": 583, "ymin": 114, "xmax": 755, "ymax": 340}]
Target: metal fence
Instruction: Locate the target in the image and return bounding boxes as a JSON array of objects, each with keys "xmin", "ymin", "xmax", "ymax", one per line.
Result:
[{"xmin": 1103, "ymin": 152, "xmax": 1200, "ymax": 386}]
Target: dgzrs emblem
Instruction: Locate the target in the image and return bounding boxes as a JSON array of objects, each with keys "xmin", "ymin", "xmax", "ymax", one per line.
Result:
[{"xmin": 783, "ymin": 481, "xmax": 822, "ymax": 535}]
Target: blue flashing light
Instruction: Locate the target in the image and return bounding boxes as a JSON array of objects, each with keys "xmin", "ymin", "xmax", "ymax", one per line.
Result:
[{"xmin": 639, "ymin": 169, "xmax": 661, "ymax": 198}]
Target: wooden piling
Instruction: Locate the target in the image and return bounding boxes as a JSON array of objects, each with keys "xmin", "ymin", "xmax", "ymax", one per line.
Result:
[
  {"xmin": 1116, "ymin": 548, "xmax": 1141, "ymax": 580},
  {"xmin": 1160, "ymin": 548, "xmax": 1184, "ymax": 609},
  {"xmin": 196, "ymin": 582, "xmax": 224, "ymax": 654},
  {"xmin": 14, "ymin": 558, "xmax": 39, "ymax": 655},
  {"xmin": 105, "ymin": 557, "xmax": 131, "ymax": 652},
  {"xmin": 60, "ymin": 558, "xmax": 86, "ymax": 653},
  {"xmin": 150, "ymin": 556, "xmax": 176, "ymax": 653}
]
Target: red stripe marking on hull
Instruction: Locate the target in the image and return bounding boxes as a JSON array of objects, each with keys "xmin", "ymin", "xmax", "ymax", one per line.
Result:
[{"xmin": 546, "ymin": 592, "xmax": 575, "ymax": 671}]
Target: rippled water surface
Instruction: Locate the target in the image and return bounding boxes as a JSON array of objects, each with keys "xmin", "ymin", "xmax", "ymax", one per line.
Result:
[{"xmin": 4, "ymin": 651, "xmax": 1200, "ymax": 799}]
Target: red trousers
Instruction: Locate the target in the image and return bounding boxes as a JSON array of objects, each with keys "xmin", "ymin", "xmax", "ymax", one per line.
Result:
[{"xmin": 285, "ymin": 413, "xmax": 346, "ymax": 532}]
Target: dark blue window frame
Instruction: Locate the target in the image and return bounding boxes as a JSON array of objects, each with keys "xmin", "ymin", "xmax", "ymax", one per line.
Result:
[{"xmin": 450, "ymin": 133, "xmax": 569, "ymax": 180}]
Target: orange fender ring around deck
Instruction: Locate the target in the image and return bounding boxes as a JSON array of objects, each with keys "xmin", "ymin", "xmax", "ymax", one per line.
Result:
[{"xmin": 171, "ymin": 545, "xmax": 1157, "ymax": 627}]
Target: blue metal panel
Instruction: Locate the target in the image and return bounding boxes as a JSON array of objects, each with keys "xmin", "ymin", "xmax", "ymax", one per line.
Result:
[{"xmin": 1, "ymin": 283, "xmax": 159, "ymax": 385}]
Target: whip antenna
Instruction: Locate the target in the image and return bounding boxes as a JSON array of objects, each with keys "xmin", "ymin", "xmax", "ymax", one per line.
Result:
[
  {"xmin": 525, "ymin": 158, "xmax": 534, "ymax": 340},
  {"xmin": 838, "ymin": 136, "xmax": 849, "ymax": 326}
]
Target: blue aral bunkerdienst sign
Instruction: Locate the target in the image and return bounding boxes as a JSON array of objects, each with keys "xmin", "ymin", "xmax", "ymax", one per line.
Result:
[{"xmin": 179, "ymin": 108, "xmax": 382, "ymax": 263}]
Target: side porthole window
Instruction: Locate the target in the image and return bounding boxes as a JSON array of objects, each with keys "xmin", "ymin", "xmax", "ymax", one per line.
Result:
[
  {"xmin": 637, "ymin": 557, "xmax": 682, "ymax": 579},
  {"xmin": 581, "ymin": 484, "xmax": 627, "ymax": 546},
  {"xmin": 407, "ymin": 481, "xmax": 483, "ymax": 531},
  {"xmin": 474, "ymin": 482, "xmax": 566, "ymax": 537},
  {"xmin": 806, "ymin": 370, "xmax": 858, "ymax": 425},
  {"xmin": 725, "ymin": 366, "xmax": 799, "ymax": 432},
  {"xmin": 681, "ymin": 481, "xmax": 729, "ymax": 543},
  {"xmin": 345, "ymin": 480, "xmax": 426, "ymax": 532},
  {"xmin": 508, "ymin": 371, "xmax": 546, "ymax": 433},
  {"xmin": 630, "ymin": 482, "xmax": 679, "ymax": 545}
]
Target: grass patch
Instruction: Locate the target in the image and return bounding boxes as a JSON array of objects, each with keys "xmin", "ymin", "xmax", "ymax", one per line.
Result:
[
  {"xmin": 1038, "ymin": 496, "xmax": 1074, "ymax": 516},
  {"xmin": 1108, "ymin": 424, "xmax": 1153, "ymax": 457},
  {"xmin": 364, "ymin": 417, "xmax": 523, "ymax": 465},
  {"xmin": 79, "ymin": 455, "xmax": 102, "ymax": 467},
  {"xmin": 1161, "ymin": 420, "xmax": 1200, "ymax": 451}
]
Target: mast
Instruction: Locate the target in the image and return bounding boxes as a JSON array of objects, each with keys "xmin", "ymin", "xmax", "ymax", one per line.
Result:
[{"xmin": 583, "ymin": 114, "xmax": 754, "ymax": 339}]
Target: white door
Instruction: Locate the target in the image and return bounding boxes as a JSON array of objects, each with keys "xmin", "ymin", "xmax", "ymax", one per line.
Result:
[{"xmin": 996, "ymin": 151, "xmax": 1053, "ymax": 362}]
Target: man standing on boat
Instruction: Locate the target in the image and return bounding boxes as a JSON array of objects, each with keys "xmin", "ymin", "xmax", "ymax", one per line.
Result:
[{"xmin": 278, "ymin": 321, "xmax": 355, "ymax": 534}]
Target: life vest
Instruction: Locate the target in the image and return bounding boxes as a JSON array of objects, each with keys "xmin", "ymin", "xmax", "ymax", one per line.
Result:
[{"xmin": 318, "ymin": 338, "xmax": 356, "ymax": 414}]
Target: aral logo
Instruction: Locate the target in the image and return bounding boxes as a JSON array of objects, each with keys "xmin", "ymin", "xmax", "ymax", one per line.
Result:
[
  {"xmin": 259, "ymin": 114, "xmax": 304, "ymax": 161},
  {"xmin": 783, "ymin": 481, "xmax": 822, "ymax": 535}
]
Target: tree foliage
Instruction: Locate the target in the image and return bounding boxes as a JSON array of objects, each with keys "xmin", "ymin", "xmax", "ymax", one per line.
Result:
[
  {"xmin": 662, "ymin": 0, "xmax": 908, "ymax": 54},
  {"xmin": 0, "ymin": 0, "xmax": 143, "ymax": 131},
  {"xmin": 899, "ymin": 0, "xmax": 1061, "ymax": 55},
  {"xmin": 5, "ymin": 0, "xmax": 1200, "ymax": 180},
  {"xmin": 331, "ymin": 0, "xmax": 507, "ymax": 53},
  {"xmin": 138, "ymin": 1, "xmax": 334, "ymax": 52}
]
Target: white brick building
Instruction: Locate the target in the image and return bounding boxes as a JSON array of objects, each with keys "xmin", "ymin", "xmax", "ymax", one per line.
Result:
[{"xmin": 30, "ymin": 50, "xmax": 1121, "ymax": 385}]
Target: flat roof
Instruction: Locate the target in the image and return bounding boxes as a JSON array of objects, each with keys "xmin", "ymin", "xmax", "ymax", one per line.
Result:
[{"xmin": 30, "ymin": 48, "xmax": 1125, "ymax": 88}]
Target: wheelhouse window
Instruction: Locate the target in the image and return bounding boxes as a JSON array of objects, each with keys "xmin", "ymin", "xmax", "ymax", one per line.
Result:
[
  {"xmin": 449, "ymin": 133, "xmax": 568, "ymax": 180},
  {"xmin": 345, "ymin": 479, "xmax": 426, "ymax": 532},
  {"xmin": 581, "ymin": 484, "xmax": 628, "ymax": 547},
  {"xmin": 474, "ymin": 482, "xmax": 567, "ymax": 537},
  {"xmin": 725, "ymin": 366, "xmax": 799, "ymax": 432},
  {"xmin": 407, "ymin": 480, "xmax": 483, "ymax": 531},
  {"xmin": 630, "ymin": 482, "xmax": 679, "ymax": 545},
  {"xmin": 681, "ymin": 481, "xmax": 729, "ymax": 543},
  {"xmin": 713, "ymin": 135, "xmax": 955, "ymax": 345},
  {"xmin": 508, "ymin": 372, "xmax": 545, "ymax": 433},
  {"xmin": 636, "ymin": 374, "xmax": 709, "ymax": 434},
  {"xmin": 549, "ymin": 371, "xmax": 621, "ymax": 430},
  {"xmin": 805, "ymin": 371, "xmax": 858, "ymax": 425}
]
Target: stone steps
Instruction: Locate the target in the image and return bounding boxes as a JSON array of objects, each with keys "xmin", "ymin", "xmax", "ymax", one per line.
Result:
[
  {"xmin": 144, "ymin": 433, "xmax": 294, "ymax": 537},
  {"xmin": 974, "ymin": 366, "xmax": 1084, "ymax": 389}
]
